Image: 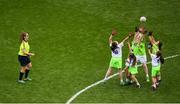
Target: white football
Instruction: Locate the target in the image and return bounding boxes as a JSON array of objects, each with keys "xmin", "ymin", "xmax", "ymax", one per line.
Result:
[{"xmin": 140, "ymin": 16, "xmax": 146, "ymax": 22}]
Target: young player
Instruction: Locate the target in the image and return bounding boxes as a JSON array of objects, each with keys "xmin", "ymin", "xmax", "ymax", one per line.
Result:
[
  {"xmin": 148, "ymin": 31, "xmax": 163, "ymax": 82},
  {"xmin": 128, "ymin": 54, "xmax": 141, "ymax": 88},
  {"xmin": 124, "ymin": 55, "xmax": 131, "ymax": 84},
  {"xmin": 148, "ymin": 49, "xmax": 164, "ymax": 90},
  {"xmin": 148, "ymin": 31, "xmax": 163, "ymax": 54},
  {"xmin": 18, "ymin": 32, "xmax": 35, "ymax": 83},
  {"xmin": 104, "ymin": 30, "xmax": 130, "ymax": 85},
  {"xmin": 126, "ymin": 41, "xmax": 141, "ymax": 88},
  {"xmin": 131, "ymin": 26, "xmax": 150, "ymax": 82},
  {"xmin": 123, "ymin": 39, "xmax": 134, "ymax": 84}
]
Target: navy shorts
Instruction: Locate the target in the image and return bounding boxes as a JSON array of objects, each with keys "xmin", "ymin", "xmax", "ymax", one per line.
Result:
[{"xmin": 18, "ymin": 55, "xmax": 31, "ymax": 66}]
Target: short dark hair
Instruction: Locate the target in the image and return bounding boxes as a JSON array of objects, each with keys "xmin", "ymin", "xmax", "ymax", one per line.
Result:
[
  {"xmin": 158, "ymin": 41, "xmax": 163, "ymax": 51},
  {"xmin": 129, "ymin": 53, "xmax": 136, "ymax": 66},
  {"xmin": 148, "ymin": 31, "xmax": 153, "ymax": 36},
  {"xmin": 135, "ymin": 27, "xmax": 138, "ymax": 32},
  {"xmin": 157, "ymin": 51, "xmax": 164, "ymax": 64},
  {"xmin": 111, "ymin": 42, "xmax": 118, "ymax": 52}
]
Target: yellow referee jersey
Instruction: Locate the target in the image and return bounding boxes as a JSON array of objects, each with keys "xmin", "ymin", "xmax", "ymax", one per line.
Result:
[{"xmin": 18, "ymin": 41, "xmax": 30, "ymax": 56}]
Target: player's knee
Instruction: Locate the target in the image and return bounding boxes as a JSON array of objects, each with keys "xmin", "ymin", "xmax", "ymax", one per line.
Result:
[
  {"xmin": 21, "ymin": 67, "xmax": 26, "ymax": 73},
  {"xmin": 28, "ymin": 63, "xmax": 32, "ymax": 68}
]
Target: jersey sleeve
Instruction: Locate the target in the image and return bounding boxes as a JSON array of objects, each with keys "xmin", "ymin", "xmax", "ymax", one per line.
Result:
[
  {"xmin": 118, "ymin": 42, "xmax": 124, "ymax": 47},
  {"xmin": 150, "ymin": 54, "xmax": 156, "ymax": 58},
  {"xmin": 109, "ymin": 44, "xmax": 112, "ymax": 47}
]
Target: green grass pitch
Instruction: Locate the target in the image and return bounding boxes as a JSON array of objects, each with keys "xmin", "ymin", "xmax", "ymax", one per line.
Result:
[{"xmin": 0, "ymin": 0, "xmax": 180, "ymax": 103}]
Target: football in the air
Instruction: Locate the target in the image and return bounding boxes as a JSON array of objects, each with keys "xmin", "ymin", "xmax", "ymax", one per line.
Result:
[{"xmin": 140, "ymin": 16, "xmax": 146, "ymax": 22}]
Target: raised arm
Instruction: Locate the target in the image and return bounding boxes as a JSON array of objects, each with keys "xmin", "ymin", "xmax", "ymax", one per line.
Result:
[
  {"xmin": 109, "ymin": 34, "xmax": 113, "ymax": 44},
  {"xmin": 121, "ymin": 32, "xmax": 133, "ymax": 44},
  {"xmin": 127, "ymin": 41, "xmax": 131, "ymax": 50},
  {"xmin": 109, "ymin": 29, "xmax": 117, "ymax": 44},
  {"xmin": 148, "ymin": 48, "xmax": 152, "ymax": 56},
  {"xmin": 127, "ymin": 41, "xmax": 133, "ymax": 53},
  {"xmin": 121, "ymin": 36, "xmax": 129, "ymax": 44},
  {"xmin": 148, "ymin": 31, "xmax": 156, "ymax": 45}
]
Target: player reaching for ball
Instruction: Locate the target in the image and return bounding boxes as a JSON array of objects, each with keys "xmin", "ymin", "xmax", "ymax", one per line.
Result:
[
  {"xmin": 104, "ymin": 30, "xmax": 130, "ymax": 85},
  {"xmin": 122, "ymin": 33, "xmax": 134, "ymax": 84},
  {"xmin": 148, "ymin": 31, "xmax": 163, "ymax": 82},
  {"xmin": 131, "ymin": 26, "xmax": 150, "ymax": 82},
  {"xmin": 148, "ymin": 31, "xmax": 163, "ymax": 54},
  {"xmin": 126, "ymin": 41, "xmax": 141, "ymax": 88},
  {"xmin": 148, "ymin": 48, "xmax": 164, "ymax": 91},
  {"xmin": 123, "ymin": 55, "xmax": 131, "ymax": 84}
]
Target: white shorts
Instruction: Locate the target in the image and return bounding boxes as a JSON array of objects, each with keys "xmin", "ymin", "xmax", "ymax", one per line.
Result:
[{"xmin": 136, "ymin": 55, "xmax": 147, "ymax": 64}]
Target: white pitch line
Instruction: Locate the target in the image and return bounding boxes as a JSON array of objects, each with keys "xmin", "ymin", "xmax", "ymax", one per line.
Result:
[{"xmin": 66, "ymin": 54, "xmax": 180, "ymax": 104}]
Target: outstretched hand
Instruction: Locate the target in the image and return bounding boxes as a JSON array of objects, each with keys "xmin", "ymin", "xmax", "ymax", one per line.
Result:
[
  {"xmin": 148, "ymin": 31, "xmax": 153, "ymax": 36},
  {"xmin": 129, "ymin": 32, "xmax": 134, "ymax": 37},
  {"xmin": 111, "ymin": 29, "xmax": 117, "ymax": 36},
  {"xmin": 29, "ymin": 53, "xmax": 35, "ymax": 56}
]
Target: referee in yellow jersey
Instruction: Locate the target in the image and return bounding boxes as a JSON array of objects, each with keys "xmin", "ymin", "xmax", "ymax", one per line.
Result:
[{"xmin": 18, "ymin": 32, "xmax": 35, "ymax": 83}]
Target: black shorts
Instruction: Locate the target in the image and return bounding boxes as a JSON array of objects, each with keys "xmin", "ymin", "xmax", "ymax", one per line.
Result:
[{"xmin": 18, "ymin": 55, "xmax": 31, "ymax": 66}]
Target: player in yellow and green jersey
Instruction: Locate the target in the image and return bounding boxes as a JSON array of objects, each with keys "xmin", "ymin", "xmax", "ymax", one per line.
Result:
[
  {"xmin": 131, "ymin": 26, "xmax": 150, "ymax": 82},
  {"xmin": 18, "ymin": 32, "xmax": 35, "ymax": 83},
  {"xmin": 148, "ymin": 31, "xmax": 163, "ymax": 54}
]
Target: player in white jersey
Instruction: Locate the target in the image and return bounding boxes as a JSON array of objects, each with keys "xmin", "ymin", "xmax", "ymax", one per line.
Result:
[
  {"xmin": 123, "ymin": 40, "xmax": 134, "ymax": 84},
  {"xmin": 123, "ymin": 41, "xmax": 140, "ymax": 88},
  {"xmin": 148, "ymin": 48, "xmax": 164, "ymax": 91},
  {"xmin": 104, "ymin": 30, "xmax": 130, "ymax": 85},
  {"xmin": 128, "ymin": 53, "xmax": 141, "ymax": 88},
  {"xmin": 124, "ymin": 56, "xmax": 131, "ymax": 83}
]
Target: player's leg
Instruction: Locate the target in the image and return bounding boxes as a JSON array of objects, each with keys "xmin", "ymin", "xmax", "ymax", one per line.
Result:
[
  {"xmin": 118, "ymin": 69, "xmax": 125, "ymax": 85},
  {"xmin": 18, "ymin": 56, "xmax": 28, "ymax": 83},
  {"xmin": 118, "ymin": 58, "xmax": 124, "ymax": 85},
  {"xmin": 129, "ymin": 66, "xmax": 140, "ymax": 87},
  {"xmin": 151, "ymin": 66, "xmax": 159, "ymax": 90},
  {"xmin": 156, "ymin": 70, "xmax": 161, "ymax": 86},
  {"xmin": 124, "ymin": 59, "xmax": 131, "ymax": 83},
  {"xmin": 142, "ymin": 63, "xmax": 150, "ymax": 82},
  {"xmin": 108, "ymin": 57, "xmax": 124, "ymax": 84},
  {"xmin": 104, "ymin": 67, "xmax": 113, "ymax": 80},
  {"xmin": 157, "ymin": 74, "xmax": 161, "ymax": 82},
  {"xmin": 131, "ymin": 75, "xmax": 140, "ymax": 88},
  {"xmin": 152, "ymin": 77, "xmax": 157, "ymax": 90},
  {"xmin": 18, "ymin": 66, "xmax": 26, "ymax": 83},
  {"xmin": 124, "ymin": 66, "xmax": 131, "ymax": 83},
  {"xmin": 139, "ymin": 55, "xmax": 149, "ymax": 82},
  {"xmin": 136, "ymin": 55, "xmax": 149, "ymax": 82},
  {"xmin": 24, "ymin": 62, "xmax": 32, "ymax": 81},
  {"xmin": 104, "ymin": 57, "xmax": 115, "ymax": 80},
  {"xmin": 138, "ymin": 42, "xmax": 150, "ymax": 82}
]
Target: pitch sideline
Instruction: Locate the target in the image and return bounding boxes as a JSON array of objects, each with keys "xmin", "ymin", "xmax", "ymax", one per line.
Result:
[{"xmin": 66, "ymin": 54, "xmax": 180, "ymax": 104}]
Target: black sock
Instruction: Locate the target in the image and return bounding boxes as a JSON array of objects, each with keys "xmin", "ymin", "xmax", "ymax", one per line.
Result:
[
  {"xmin": 25, "ymin": 70, "xmax": 30, "ymax": 78},
  {"xmin": 19, "ymin": 72, "xmax": 24, "ymax": 80}
]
